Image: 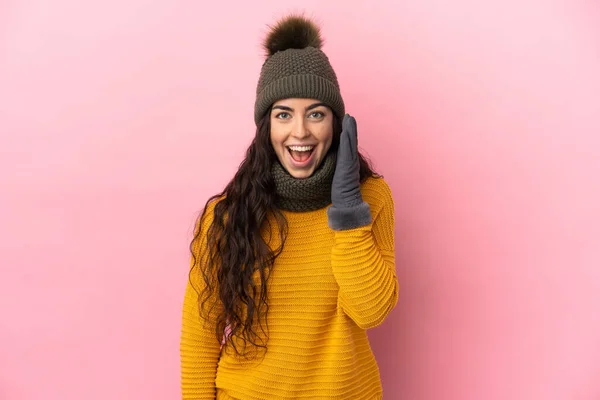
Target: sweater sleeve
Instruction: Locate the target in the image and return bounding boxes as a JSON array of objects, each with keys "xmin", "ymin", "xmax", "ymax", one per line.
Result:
[
  {"xmin": 330, "ymin": 179, "xmax": 399, "ymax": 329},
  {"xmin": 180, "ymin": 204, "xmax": 223, "ymax": 399}
]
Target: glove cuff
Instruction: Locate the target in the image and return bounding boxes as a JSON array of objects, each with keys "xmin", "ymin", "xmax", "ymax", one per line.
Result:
[{"xmin": 327, "ymin": 201, "xmax": 372, "ymax": 231}]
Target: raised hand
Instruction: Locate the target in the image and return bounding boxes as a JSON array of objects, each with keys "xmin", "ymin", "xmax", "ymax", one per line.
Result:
[{"xmin": 328, "ymin": 114, "xmax": 372, "ymax": 230}]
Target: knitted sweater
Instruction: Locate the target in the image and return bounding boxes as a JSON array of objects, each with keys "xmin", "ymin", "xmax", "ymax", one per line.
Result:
[{"xmin": 180, "ymin": 176, "xmax": 398, "ymax": 400}]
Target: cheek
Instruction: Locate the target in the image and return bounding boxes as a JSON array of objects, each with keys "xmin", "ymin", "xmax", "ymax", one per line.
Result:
[
  {"xmin": 269, "ymin": 127, "xmax": 287, "ymax": 161},
  {"xmin": 323, "ymin": 139, "xmax": 333, "ymax": 155},
  {"xmin": 318, "ymin": 128, "xmax": 334, "ymax": 152},
  {"xmin": 269, "ymin": 127, "xmax": 281, "ymax": 148}
]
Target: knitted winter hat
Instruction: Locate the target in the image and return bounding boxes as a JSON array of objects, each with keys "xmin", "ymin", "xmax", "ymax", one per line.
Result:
[{"xmin": 254, "ymin": 15, "xmax": 345, "ymax": 125}]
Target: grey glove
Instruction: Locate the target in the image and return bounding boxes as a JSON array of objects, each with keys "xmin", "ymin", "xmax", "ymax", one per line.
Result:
[{"xmin": 327, "ymin": 114, "xmax": 372, "ymax": 230}]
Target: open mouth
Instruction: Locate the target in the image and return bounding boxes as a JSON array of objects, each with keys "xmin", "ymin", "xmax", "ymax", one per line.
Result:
[{"xmin": 287, "ymin": 145, "xmax": 315, "ymax": 164}]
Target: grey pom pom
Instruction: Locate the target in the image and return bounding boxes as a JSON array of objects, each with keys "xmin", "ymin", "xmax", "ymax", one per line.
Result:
[{"xmin": 263, "ymin": 15, "xmax": 323, "ymax": 57}]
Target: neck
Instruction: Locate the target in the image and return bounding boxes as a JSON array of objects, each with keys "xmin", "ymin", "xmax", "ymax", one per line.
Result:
[{"xmin": 271, "ymin": 151, "xmax": 336, "ymax": 212}]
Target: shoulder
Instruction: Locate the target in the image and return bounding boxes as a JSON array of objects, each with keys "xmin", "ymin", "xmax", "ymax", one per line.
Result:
[
  {"xmin": 204, "ymin": 195, "xmax": 225, "ymax": 216},
  {"xmin": 360, "ymin": 176, "xmax": 394, "ymax": 218},
  {"xmin": 361, "ymin": 176, "xmax": 394, "ymax": 206},
  {"xmin": 194, "ymin": 194, "xmax": 226, "ymax": 235}
]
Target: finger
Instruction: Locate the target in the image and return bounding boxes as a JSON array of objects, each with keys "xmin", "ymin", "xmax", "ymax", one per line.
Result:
[
  {"xmin": 346, "ymin": 115, "xmax": 358, "ymax": 158},
  {"xmin": 339, "ymin": 128, "xmax": 352, "ymax": 157},
  {"xmin": 342, "ymin": 113, "xmax": 351, "ymax": 131}
]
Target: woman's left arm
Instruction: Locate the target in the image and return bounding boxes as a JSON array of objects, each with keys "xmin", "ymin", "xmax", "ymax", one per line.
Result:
[
  {"xmin": 329, "ymin": 179, "xmax": 398, "ymax": 329},
  {"xmin": 328, "ymin": 114, "xmax": 398, "ymax": 329}
]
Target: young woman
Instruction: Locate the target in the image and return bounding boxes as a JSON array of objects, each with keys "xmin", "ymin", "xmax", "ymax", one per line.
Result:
[{"xmin": 180, "ymin": 14, "xmax": 398, "ymax": 400}]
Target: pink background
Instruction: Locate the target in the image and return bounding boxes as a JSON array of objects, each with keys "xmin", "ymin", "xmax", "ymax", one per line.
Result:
[{"xmin": 1, "ymin": 0, "xmax": 599, "ymax": 399}]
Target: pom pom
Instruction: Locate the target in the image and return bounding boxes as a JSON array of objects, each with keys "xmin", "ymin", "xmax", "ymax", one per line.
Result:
[{"xmin": 263, "ymin": 15, "xmax": 323, "ymax": 57}]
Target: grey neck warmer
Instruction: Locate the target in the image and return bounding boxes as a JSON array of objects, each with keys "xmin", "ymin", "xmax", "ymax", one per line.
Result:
[{"xmin": 271, "ymin": 151, "xmax": 336, "ymax": 212}]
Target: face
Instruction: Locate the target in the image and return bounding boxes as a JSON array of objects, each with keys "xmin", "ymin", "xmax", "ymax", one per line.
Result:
[{"xmin": 270, "ymin": 98, "xmax": 334, "ymax": 179}]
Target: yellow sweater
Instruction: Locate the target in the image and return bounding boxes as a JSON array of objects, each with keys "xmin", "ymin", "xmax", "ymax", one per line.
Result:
[{"xmin": 180, "ymin": 177, "xmax": 398, "ymax": 400}]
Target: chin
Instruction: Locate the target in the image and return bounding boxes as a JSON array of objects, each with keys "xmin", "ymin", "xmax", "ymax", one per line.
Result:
[
  {"xmin": 286, "ymin": 154, "xmax": 322, "ymax": 179},
  {"xmin": 288, "ymin": 168, "xmax": 314, "ymax": 179},
  {"xmin": 276, "ymin": 147, "xmax": 327, "ymax": 179}
]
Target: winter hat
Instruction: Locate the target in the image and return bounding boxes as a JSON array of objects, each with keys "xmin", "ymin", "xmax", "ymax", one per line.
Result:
[{"xmin": 254, "ymin": 15, "xmax": 345, "ymax": 125}]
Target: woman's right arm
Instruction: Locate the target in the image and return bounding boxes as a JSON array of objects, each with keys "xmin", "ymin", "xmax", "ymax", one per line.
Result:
[{"xmin": 180, "ymin": 204, "xmax": 223, "ymax": 399}]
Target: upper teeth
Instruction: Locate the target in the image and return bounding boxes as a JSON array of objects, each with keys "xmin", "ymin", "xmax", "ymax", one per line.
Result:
[{"xmin": 288, "ymin": 145, "xmax": 314, "ymax": 152}]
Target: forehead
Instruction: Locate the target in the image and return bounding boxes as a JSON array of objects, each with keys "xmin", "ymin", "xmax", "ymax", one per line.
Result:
[{"xmin": 272, "ymin": 98, "xmax": 324, "ymax": 108}]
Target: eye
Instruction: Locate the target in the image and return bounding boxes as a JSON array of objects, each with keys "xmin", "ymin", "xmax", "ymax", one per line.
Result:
[
  {"xmin": 308, "ymin": 111, "xmax": 325, "ymax": 119},
  {"xmin": 275, "ymin": 112, "xmax": 291, "ymax": 120}
]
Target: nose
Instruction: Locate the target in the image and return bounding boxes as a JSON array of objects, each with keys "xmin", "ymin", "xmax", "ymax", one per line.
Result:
[{"xmin": 291, "ymin": 117, "xmax": 310, "ymax": 139}]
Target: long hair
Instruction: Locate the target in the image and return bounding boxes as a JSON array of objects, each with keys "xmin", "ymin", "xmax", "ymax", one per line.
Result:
[{"xmin": 189, "ymin": 110, "xmax": 379, "ymax": 357}]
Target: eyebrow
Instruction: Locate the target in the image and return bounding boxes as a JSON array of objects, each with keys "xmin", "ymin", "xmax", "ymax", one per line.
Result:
[{"xmin": 272, "ymin": 102, "xmax": 327, "ymax": 112}]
